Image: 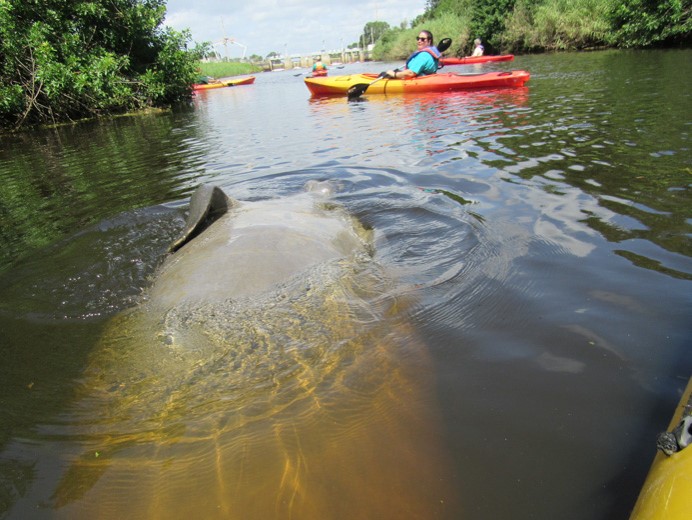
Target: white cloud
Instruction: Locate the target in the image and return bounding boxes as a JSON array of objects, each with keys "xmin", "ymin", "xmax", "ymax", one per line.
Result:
[{"xmin": 164, "ymin": 0, "xmax": 427, "ymax": 57}]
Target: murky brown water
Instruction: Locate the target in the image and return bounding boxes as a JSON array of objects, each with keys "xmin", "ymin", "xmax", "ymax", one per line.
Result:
[{"xmin": 0, "ymin": 49, "xmax": 690, "ymax": 519}]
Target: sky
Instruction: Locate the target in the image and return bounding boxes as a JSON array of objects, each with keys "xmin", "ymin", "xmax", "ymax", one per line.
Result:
[{"xmin": 163, "ymin": 0, "xmax": 427, "ymax": 58}]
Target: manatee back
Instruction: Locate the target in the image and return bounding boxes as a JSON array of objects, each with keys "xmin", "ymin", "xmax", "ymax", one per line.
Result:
[{"xmin": 150, "ymin": 193, "xmax": 372, "ymax": 308}]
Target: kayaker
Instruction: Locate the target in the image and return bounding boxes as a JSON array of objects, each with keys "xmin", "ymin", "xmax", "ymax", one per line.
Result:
[
  {"xmin": 195, "ymin": 69, "xmax": 209, "ymax": 84},
  {"xmin": 312, "ymin": 59, "xmax": 328, "ymax": 77},
  {"xmin": 195, "ymin": 69, "xmax": 220, "ymax": 85},
  {"xmin": 471, "ymin": 38, "xmax": 484, "ymax": 57},
  {"xmin": 312, "ymin": 60, "xmax": 328, "ymax": 73},
  {"xmin": 382, "ymin": 30, "xmax": 441, "ymax": 80}
]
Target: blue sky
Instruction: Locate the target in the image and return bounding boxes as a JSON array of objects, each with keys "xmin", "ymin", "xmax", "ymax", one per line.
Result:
[{"xmin": 164, "ymin": 0, "xmax": 427, "ymax": 58}]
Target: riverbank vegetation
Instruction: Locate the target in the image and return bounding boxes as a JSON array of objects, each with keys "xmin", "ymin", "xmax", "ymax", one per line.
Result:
[
  {"xmin": 371, "ymin": 0, "xmax": 691, "ymax": 59},
  {"xmin": 197, "ymin": 62, "xmax": 261, "ymax": 79},
  {"xmin": 3, "ymin": 0, "xmax": 688, "ymax": 131},
  {"xmin": 0, "ymin": 0, "xmax": 204, "ymax": 131}
]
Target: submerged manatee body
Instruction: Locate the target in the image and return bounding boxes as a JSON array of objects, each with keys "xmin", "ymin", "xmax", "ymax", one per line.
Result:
[{"xmin": 52, "ymin": 183, "xmax": 457, "ymax": 519}]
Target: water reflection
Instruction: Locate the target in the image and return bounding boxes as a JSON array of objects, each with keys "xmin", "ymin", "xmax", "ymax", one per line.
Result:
[
  {"xmin": 0, "ymin": 113, "xmax": 207, "ymax": 272},
  {"xmin": 468, "ymin": 55, "xmax": 692, "ymax": 278},
  {"xmin": 0, "ymin": 49, "xmax": 690, "ymax": 520}
]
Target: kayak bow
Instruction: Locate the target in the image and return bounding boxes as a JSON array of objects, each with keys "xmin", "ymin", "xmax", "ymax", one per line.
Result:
[
  {"xmin": 630, "ymin": 376, "xmax": 692, "ymax": 519},
  {"xmin": 305, "ymin": 71, "xmax": 530, "ymax": 97},
  {"xmin": 192, "ymin": 76, "xmax": 256, "ymax": 91}
]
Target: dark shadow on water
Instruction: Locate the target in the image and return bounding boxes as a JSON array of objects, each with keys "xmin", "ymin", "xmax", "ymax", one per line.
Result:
[{"xmin": 0, "ymin": 204, "xmax": 185, "ymax": 516}]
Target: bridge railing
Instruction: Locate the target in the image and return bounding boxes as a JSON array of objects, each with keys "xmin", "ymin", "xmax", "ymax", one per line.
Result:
[{"xmin": 263, "ymin": 48, "xmax": 372, "ymax": 71}]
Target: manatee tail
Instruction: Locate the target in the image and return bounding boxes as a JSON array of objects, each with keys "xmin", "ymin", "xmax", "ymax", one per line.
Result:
[{"xmin": 169, "ymin": 185, "xmax": 234, "ymax": 253}]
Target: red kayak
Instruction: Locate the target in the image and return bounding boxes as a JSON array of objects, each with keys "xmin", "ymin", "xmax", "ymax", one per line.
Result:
[{"xmin": 440, "ymin": 55, "xmax": 514, "ymax": 66}]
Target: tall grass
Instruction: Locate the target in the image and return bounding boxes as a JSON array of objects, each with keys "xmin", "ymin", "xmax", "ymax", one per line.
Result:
[
  {"xmin": 376, "ymin": 0, "xmax": 627, "ymax": 57},
  {"xmin": 502, "ymin": 0, "xmax": 611, "ymax": 51},
  {"xmin": 196, "ymin": 62, "xmax": 261, "ymax": 79},
  {"xmin": 373, "ymin": 12, "xmax": 471, "ymax": 61}
]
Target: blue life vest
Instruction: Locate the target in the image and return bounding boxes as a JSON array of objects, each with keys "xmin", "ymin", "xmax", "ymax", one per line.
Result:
[{"xmin": 405, "ymin": 46, "xmax": 442, "ymax": 75}]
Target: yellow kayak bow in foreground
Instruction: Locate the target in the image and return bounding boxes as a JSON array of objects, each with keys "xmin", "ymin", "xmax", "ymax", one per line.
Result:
[{"xmin": 630, "ymin": 376, "xmax": 692, "ymax": 519}]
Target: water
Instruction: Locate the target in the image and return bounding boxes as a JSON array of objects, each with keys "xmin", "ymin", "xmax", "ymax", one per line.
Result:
[{"xmin": 0, "ymin": 49, "xmax": 690, "ymax": 519}]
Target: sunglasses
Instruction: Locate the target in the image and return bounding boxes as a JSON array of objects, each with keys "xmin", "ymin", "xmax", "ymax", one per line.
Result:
[{"xmin": 416, "ymin": 37, "xmax": 429, "ymax": 41}]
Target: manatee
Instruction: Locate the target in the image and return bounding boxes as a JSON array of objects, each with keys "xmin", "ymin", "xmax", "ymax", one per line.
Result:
[
  {"xmin": 50, "ymin": 183, "xmax": 457, "ymax": 519},
  {"xmin": 168, "ymin": 184, "xmax": 234, "ymax": 253}
]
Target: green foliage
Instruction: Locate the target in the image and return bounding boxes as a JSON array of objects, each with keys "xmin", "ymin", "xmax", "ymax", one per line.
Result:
[
  {"xmin": 373, "ymin": 12, "xmax": 470, "ymax": 60},
  {"xmin": 194, "ymin": 42, "xmax": 215, "ymax": 61},
  {"xmin": 0, "ymin": 0, "xmax": 203, "ymax": 130},
  {"xmin": 438, "ymin": 0, "xmax": 475, "ymax": 18},
  {"xmin": 371, "ymin": 26, "xmax": 407, "ymax": 60},
  {"xmin": 385, "ymin": 0, "xmax": 691, "ymax": 57},
  {"xmin": 196, "ymin": 62, "xmax": 261, "ymax": 78},
  {"xmin": 607, "ymin": 0, "xmax": 692, "ymax": 47},
  {"xmin": 502, "ymin": 0, "xmax": 611, "ymax": 51},
  {"xmin": 359, "ymin": 21, "xmax": 391, "ymax": 48},
  {"xmin": 470, "ymin": 0, "xmax": 517, "ymax": 50}
]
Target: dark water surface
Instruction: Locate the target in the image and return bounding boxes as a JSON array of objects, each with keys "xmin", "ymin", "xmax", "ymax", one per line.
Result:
[{"xmin": 0, "ymin": 49, "xmax": 690, "ymax": 519}]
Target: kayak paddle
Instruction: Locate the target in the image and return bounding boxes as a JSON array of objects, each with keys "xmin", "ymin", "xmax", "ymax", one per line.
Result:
[
  {"xmin": 347, "ymin": 72, "xmax": 388, "ymax": 100},
  {"xmin": 346, "ymin": 38, "xmax": 452, "ymax": 100},
  {"xmin": 437, "ymin": 38, "xmax": 452, "ymax": 53}
]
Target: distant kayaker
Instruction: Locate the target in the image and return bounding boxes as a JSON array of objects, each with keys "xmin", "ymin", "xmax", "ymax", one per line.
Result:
[
  {"xmin": 471, "ymin": 38, "xmax": 484, "ymax": 57},
  {"xmin": 382, "ymin": 30, "xmax": 441, "ymax": 80},
  {"xmin": 312, "ymin": 59, "xmax": 328, "ymax": 77},
  {"xmin": 195, "ymin": 68, "xmax": 220, "ymax": 85}
]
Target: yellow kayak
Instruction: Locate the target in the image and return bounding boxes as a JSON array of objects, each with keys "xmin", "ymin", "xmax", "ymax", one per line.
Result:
[
  {"xmin": 630, "ymin": 376, "xmax": 692, "ymax": 519},
  {"xmin": 192, "ymin": 76, "xmax": 255, "ymax": 91},
  {"xmin": 304, "ymin": 71, "xmax": 530, "ymax": 97}
]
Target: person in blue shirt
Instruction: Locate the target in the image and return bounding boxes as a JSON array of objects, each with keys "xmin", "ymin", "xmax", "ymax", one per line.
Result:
[{"xmin": 383, "ymin": 30, "xmax": 441, "ymax": 80}]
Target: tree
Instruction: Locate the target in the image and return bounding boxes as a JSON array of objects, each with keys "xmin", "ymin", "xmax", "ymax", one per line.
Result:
[
  {"xmin": 0, "ymin": 0, "xmax": 202, "ymax": 130},
  {"xmin": 359, "ymin": 21, "xmax": 391, "ymax": 47},
  {"xmin": 194, "ymin": 41, "xmax": 215, "ymax": 61},
  {"xmin": 607, "ymin": 0, "xmax": 692, "ymax": 47},
  {"xmin": 470, "ymin": 0, "xmax": 517, "ymax": 49}
]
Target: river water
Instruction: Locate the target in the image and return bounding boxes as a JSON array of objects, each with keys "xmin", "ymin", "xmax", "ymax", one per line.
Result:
[{"xmin": 0, "ymin": 49, "xmax": 690, "ymax": 519}]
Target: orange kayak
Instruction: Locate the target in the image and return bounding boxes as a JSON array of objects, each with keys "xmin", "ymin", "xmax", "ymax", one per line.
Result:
[
  {"xmin": 192, "ymin": 76, "xmax": 255, "ymax": 91},
  {"xmin": 440, "ymin": 55, "xmax": 514, "ymax": 66},
  {"xmin": 304, "ymin": 71, "xmax": 530, "ymax": 97}
]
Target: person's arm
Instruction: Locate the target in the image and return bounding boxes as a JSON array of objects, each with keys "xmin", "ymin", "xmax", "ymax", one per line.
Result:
[
  {"xmin": 384, "ymin": 68, "xmax": 416, "ymax": 79},
  {"xmin": 385, "ymin": 53, "xmax": 434, "ymax": 79}
]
